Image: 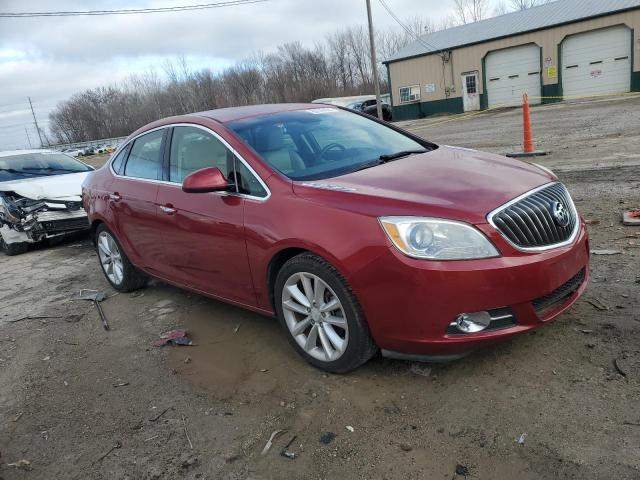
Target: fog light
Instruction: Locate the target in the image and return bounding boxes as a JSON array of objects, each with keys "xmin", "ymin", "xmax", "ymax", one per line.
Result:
[{"xmin": 451, "ymin": 311, "xmax": 492, "ymax": 333}]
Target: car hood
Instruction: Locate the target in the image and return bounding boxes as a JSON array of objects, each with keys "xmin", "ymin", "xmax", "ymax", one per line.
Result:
[
  {"xmin": 0, "ymin": 171, "xmax": 90, "ymax": 201},
  {"xmin": 292, "ymin": 146, "xmax": 555, "ymax": 224}
]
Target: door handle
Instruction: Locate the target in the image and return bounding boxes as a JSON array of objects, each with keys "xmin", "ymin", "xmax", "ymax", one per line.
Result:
[
  {"xmin": 109, "ymin": 193, "xmax": 121, "ymax": 202},
  {"xmin": 160, "ymin": 204, "xmax": 176, "ymax": 215}
]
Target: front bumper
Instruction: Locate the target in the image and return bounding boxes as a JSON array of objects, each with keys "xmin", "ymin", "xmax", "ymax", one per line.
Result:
[
  {"xmin": 0, "ymin": 209, "xmax": 89, "ymax": 245},
  {"xmin": 351, "ymin": 222, "xmax": 590, "ymax": 358}
]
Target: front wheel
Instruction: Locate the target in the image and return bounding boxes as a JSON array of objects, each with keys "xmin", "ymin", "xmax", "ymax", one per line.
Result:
[
  {"xmin": 274, "ymin": 253, "xmax": 378, "ymax": 373},
  {"xmin": 95, "ymin": 224, "xmax": 147, "ymax": 292}
]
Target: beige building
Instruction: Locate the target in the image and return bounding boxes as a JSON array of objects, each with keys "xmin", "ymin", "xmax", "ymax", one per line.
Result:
[{"xmin": 384, "ymin": 0, "xmax": 640, "ymax": 120}]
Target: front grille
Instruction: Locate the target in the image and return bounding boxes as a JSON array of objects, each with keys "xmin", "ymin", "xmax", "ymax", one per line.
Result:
[
  {"xmin": 39, "ymin": 217, "xmax": 89, "ymax": 233},
  {"xmin": 489, "ymin": 183, "xmax": 578, "ymax": 250},
  {"xmin": 532, "ymin": 268, "xmax": 585, "ymax": 315}
]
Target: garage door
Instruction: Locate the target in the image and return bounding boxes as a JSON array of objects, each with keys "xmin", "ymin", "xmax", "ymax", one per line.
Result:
[
  {"xmin": 561, "ymin": 26, "xmax": 631, "ymax": 98},
  {"xmin": 485, "ymin": 44, "xmax": 541, "ymax": 108}
]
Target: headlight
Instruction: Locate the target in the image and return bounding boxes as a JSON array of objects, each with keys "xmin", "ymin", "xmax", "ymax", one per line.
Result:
[{"xmin": 379, "ymin": 216, "xmax": 499, "ymax": 260}]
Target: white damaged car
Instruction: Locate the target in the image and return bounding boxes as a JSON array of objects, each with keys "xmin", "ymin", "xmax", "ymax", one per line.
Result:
[{"xmin": 0, "ymin": 149, "xmax": 94, "ymax": 255}]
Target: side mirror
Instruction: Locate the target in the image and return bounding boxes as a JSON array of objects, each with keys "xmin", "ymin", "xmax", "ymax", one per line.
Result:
[{"xmin": 182, "ymin": 167, "xmax": 231, "ymax": 193}]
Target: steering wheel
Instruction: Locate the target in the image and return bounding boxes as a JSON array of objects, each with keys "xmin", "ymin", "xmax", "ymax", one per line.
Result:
[{"xmin": 317, "ymin": 142, "xmax": 346, "ymax": 161}]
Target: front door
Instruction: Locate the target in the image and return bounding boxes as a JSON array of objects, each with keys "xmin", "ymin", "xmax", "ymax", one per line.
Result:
[
  {"xmin": 154, "ymin": 125, "xmax": 256, "ymax": 305},
  {"xmin": 461, "ymin": 71, "xmax": 480, "ymax": 112}
]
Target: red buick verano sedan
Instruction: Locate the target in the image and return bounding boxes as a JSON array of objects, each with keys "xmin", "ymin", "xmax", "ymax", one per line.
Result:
[{"xmin": 82, "ymin": 104, "xmax": 589, "ymax": 372}]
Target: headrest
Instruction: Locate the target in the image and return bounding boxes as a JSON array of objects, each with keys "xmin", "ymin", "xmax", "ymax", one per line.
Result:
[{"xmin": 254, "ymin": 125, "xmax": 284, "ymax": 152}]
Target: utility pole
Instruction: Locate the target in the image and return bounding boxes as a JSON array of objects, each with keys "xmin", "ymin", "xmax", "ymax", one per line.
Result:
[
  {"xmin": 365, "ymin": 0, "xmax": 383, "ymax": 120},
  {"xmin": 24, "ymin": 127, "xmax": 33, "ymax": 148},
  {"xmin": 28, "ymin": 96, "xmax": 44, "ymax": 147}
]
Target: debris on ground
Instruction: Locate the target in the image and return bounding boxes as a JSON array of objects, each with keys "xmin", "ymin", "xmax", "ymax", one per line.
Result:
[
  {"xmin": 233, "ymin": 324, "xmax": 241, "ymax": 333},
  {"xmin": 113, "ymin": 382, "xmax": 129, "ymax": 388},
  {"xmin": 400, "ymin": 443, "xmax": 413, "ymax": 452},
  {"xmin": 78, "ymin": 289, "xmax": 109, "ymax": 330},
  {"xmin": 580, "ymin": 329, "xmax": 594, "ymax": 334},
  {"xmin": 181, "ymin": 456, "xmax": 198, "ymax": 469},
  {"xmin": 7, "ymin": 459, "xmax": 32, "ymax": 470},
  {"xmin": 279, "ymin": 435, "xmax": 298, "ymax": 460},
  {"xmin": 591, "ymin": 249, "xmax": 622, "ymax": 255},
  {"xmin": 95, "ymin": 441, "xmax": 121, "ymax": 463},
  {"xmin": 149, "ymin": 406, "xmax": 172, "ymax": 422},
  {"xmin": 622, "ymin": 209, "xmax": 640, "ymax": 226},
  {"xmin": 319, "ymin": 432, "xmax": 336, "ymax": 445},
  {"xmin": 410, "ymin": 363, "xmax": 432, "ymax": 377},
  {"xmin": 455, "ymin": 463, "xmax": 470, "ymax": 476},
  {"xmin": 152, "ymin": 329, "xmax": 193, "ymax": 347},
  {"xmin": 182, "ymin": 414, "xmax": 193, "ymax": 449},
  {"xmin": 9, "ymin": 315, "xmax": 62, "ymax": 323},
  {"xmin": 586, "ymin": 299, "xmax": 608, "ymax": 311},
  {"xmin": 585, "ymin": 219, "xmax": 600, "ymax": 225},
  {"xmin": 614, "ymin": 358, "xmax": 627, "ymax": 377},
  {"xmin": 517, "ymin": 433, "xmax": 527, "ymax": 445},
  {"xmin": 345, "ymin": 425, "xmax": 354, "ymax": 433},
  {"xmin": 13, "ymin": 412, "xmax": 23, "ymax": 422},
  {"xmin": 261, "ymin": 429, "xmax": 286, "ymax": 456},
  {"xmin": 184, "ymin": 356, "xmax": 192, "ymax": 364}
]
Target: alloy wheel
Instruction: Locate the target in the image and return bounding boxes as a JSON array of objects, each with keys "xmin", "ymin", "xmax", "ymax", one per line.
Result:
[
  {"xmin": 97, "ymin": 231, "xmax": 124, "ymax": 285},
  {"xmin": 281, "ymin": 272, "xmax": 348, "ymax": 362}
]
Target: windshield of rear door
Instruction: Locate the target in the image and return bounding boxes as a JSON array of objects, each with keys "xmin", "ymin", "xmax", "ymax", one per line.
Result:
[
  {"xmin": 0, "ymin": 152, "xmax": 93, "ymax": 182},
  {"xmin": 227, "ymin": 107, "xmax": 436, "ymax": 181}
]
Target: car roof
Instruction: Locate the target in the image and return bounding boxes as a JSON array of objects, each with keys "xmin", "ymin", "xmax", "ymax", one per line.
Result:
[
  {"xmin": 194, "ymin": 103, "xmax": 332, "ymax": 123},
  {"xmin": 0, "ymin": 149, "xmax": 55, "ymax": 157}
]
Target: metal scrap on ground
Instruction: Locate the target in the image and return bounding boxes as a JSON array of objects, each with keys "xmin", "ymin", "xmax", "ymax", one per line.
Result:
[{"xmin": 152, "ymin": 329, "xmax": 193, "ymax": 347}]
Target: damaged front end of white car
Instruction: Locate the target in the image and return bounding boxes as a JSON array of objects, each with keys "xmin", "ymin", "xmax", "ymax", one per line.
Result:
[
  {"xmin": 0, "ymin": 149, "xmax": 94, "ymax": 256},
  {"xmin": 0, "ymin": 192, "xmax": 89, "ymax": 255}
]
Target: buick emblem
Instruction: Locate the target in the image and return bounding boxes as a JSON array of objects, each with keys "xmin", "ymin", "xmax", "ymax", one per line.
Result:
[{"xmin": 551, "ymin": 201, "xmax": 570, "ymax": 227}]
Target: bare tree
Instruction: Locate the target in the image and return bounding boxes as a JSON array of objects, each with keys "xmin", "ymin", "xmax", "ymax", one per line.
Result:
[
  {"xmin": 493, "ymin": 1, "xmax": 510, "ymax": 16},
  {"xmin": 453, "ymin": 0, "xmax": 490, "ymax": 24},
  {"xmin": 509, "ymin": 0, "xmax": 548, "ymax": 10},
  {"xmin": 48, "ymin": 19, "xmax": 441, "ymax": 144}
]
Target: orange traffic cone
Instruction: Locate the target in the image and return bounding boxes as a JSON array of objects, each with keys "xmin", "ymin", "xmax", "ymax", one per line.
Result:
[
  {"xmin": 522, "ymin": 93, "xmax": 535, "ymax": 153},
  {"xmin": 506, "ymin": 93, "xmax": 546, "ymax": 158}
]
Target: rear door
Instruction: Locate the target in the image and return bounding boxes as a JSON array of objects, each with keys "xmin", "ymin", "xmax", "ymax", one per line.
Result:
[
  {"xmin": 110, "ymin": 128, "xmax": 166, "ymax": 273},
  {"xmin": 154, "ymin": 125, "xmax": 259, "ymax": 305}
]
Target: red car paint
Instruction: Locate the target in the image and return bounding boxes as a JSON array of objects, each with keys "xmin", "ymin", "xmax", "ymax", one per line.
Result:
[{"xmin": 82, "ymin": 104, "xmax": 589, "ymax": 358}]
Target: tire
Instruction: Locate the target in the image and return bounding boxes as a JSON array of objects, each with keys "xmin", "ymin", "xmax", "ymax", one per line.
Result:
[
  {"xmin": 95, "ymin": 224, "xmax": 147, "ymax": 292},
  {"xmin": 274, "ymin": 253, "xmax": 378, "ymax": 373},
  {"xmin": 0, "ymin": 234, "xmax": 28, "ymax": 256}
]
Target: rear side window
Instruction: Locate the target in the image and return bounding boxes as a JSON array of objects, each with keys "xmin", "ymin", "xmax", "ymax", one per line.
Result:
[
  {"xmin": 124, "ymin": 129, "xmax": 164, "ymax": 180},
  {"xmin": 110, "ymin": 146, "xmax": 129, "ymax": 175}
]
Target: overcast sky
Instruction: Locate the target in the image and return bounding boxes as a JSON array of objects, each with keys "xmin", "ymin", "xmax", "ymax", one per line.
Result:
[{"xmin": 0, "ymin": 0, "xmax": 502, "ymax": 150}]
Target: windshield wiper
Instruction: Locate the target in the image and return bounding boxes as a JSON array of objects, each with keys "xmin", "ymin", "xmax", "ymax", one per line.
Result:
[
  {"xmin": 351, "ymin": 149, "xmax": 428, "ymax": 173},
  {"xmin": 378, "ymin": 149, "xmax": 427, "ymax": 162},
  {"xmin": 22, "ymin": 166, "xmax": 85, "ymax": 173},
  {"xmin": 0, "ymin": 168, "xmax": 46, "ymax": 176}
]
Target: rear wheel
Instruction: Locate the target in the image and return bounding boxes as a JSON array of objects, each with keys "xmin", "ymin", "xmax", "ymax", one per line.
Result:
[
  {"xmin": 275, "ymin": 253, "xmax": 377, "ymax": 373},
  {"xmin": 95, "ymin": 224, "xmax": 147, "ymax": 292}
]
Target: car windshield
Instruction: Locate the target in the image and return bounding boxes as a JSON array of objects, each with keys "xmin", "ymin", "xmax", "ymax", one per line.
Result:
[
  {"xmin": 0, "ymin": 152, "xmax": 93, "ymax": 182},
  {"xmin": 227, "ymin": 108, "xmax": 434, "ymax": 181}
]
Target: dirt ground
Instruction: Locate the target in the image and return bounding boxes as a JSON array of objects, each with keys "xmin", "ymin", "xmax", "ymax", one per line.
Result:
[{"xmin": 1, "ymin": 96, "xmax": 639, "ymax": 480}]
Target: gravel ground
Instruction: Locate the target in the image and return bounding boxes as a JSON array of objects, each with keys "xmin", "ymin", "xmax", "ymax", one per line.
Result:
[{"xmin": 0, "ymin": 97, "xmax": 639, "ymax": 480}]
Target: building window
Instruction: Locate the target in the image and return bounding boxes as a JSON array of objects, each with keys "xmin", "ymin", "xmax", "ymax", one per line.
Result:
[
  {"xmin": 399, "ymin": 85, "xmax": 420, "ymax": 103},
  {"xmin": 465, "ymin": 75, "xmax": 477, "ymax": 94}
]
